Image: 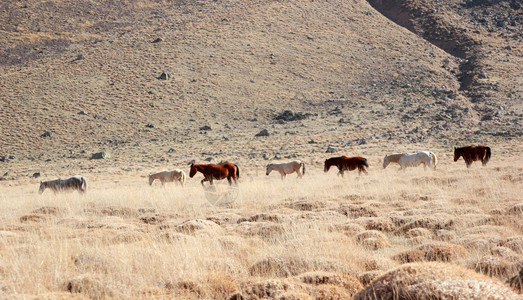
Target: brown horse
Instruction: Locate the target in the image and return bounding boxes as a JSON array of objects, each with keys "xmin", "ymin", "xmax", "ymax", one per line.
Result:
[
  {"xmin": 454, "ymin": 145, "xmax": 491, "ymax": 167},
  {"xmin": 189, "ymin": 163, "xmax": 240, "ymax": 186},
  {"xmin": 324, "ymin": 156, "xmax": 368, "ymax": 177},
  {"xmin": 39, "ymin": 175, "xmax": 87, "ymax": 194}
]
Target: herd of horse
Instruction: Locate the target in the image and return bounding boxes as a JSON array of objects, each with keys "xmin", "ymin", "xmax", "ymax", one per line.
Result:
[{"xmin": 37, "ymin": 145, "xmax": 491, "ymax": 194}]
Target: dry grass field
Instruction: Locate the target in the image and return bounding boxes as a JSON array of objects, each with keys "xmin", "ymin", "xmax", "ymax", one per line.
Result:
[
  {"xmin": 1, "ymin": 0, "xmax": 522, "ymax": 298},
  {"xmin": 1, "ymin": 147, "xmax": 522, "ymax": 299}
]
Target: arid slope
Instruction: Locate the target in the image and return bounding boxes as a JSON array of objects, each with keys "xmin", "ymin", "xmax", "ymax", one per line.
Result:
[{"xmin": 1, "ymin": 0, "xmax": 520, "ymax": 176}]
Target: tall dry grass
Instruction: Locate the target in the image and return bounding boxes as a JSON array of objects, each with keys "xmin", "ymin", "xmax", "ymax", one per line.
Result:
[{"xmin": 0, "ymin": 156, "xmax": 521, "ymax": 298}]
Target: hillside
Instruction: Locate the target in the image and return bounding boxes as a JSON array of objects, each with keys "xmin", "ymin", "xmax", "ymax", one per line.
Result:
[
  {"xmin": 0, "ymin": 1, "xmax": 522, "ymax": 299},
  {"xmin": 0, "ymin": 0, "xmax": 521, "ymax": 177}
]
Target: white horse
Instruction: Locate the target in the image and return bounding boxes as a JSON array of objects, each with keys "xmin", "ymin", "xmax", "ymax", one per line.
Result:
[
  {"xmin": 266, "ymin": 160, "xmax": 305, "ymax": 180},
  {"xmin": 149, "ymin": 169, "xmax": 186, "ymax": 186},
  {"xmin": 383, "ymin": 151, "xmax": 437, "ymax": 170},
  {"xmin": 39, "ymin": 175, "xmax": 87, "ymax": 194}
]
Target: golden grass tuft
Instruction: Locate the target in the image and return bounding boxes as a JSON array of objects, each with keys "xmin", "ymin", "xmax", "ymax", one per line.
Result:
[
  {"xmin": 248, "ymin": 256, "xmax": 350, "ymax": 278},
  {"xmin": 405, "ymin": 227, "xmax": 433, "ymax": 239},
  {"xmin": 308, "ymin": 284, "xmax": 352, "ymax": 300},
  {"xmin": 393, "ymin": 242, "xmax": 467, "ymax": 264},
  {"xmin": 19, "ymin": 213, "xmax": 53, "ymax": 223},
  {"xmin": 355, "ymin": 230, "xmax": 390, "ymax": 250},
  {"xmin": 329, "ymin": 222, "xmax": 365, "ymax": 236},
  {"xmin": 354, "ymin": 262, "xmax": 521, "ymax": 300},
  {"xmin": 296, "ymin": 271, "xmax": 363, "ymax": 295},
  {"xmin": 207, "ymin": 212, "xmax": 243, "ymax": 225},
  {"xmin": 399, "ymin": 215, "xmax": 455, "ymax": 233},
  {"xmin": 234, "ymin": 221, "xmax": 286, "ymax": 240},
  {"xmin": 239, "ymin": 279, "xmax": 295, "ymax": 299},
  {"xmin": 354, "ymin": 217, "xmax": 396, "ymax": 232},
  {"xmin": 248, "ymin": 213, "xmax": 287, "ymax": 223},
  {"xmin": 473, "ymin": 255, "xmax": 522, "ymax": 281},
  {"xmin": 174, "ymin": 219, "xmax": 223, "ymax": 235},
  {"xmin": 73, "ymin": 255, "xmax": 107, "ymax": 273},
  {"xmin": 361, "ymin": 256, "xmax": 397, "ymax": 272},
  {"xmin": 31, "ymin": 206, "xmax": 68, "ymax": 216},
  {"xmin": 507, "ymin": 203, "xmax": 523, "ymax": 216},
  {"xmin": 454, "ymin": 233, "xmax": 505, "ymax": 251},
  {"xmin": 504, "ymin": 236, "xmax": 523, "ymax": 254},
  {"xmin": 508, "ymin": 267, "xmax": 523, "ymax": 293},
  {"xmin": 338, "ymin": 204, "xmax": 378, "ymax": 218},
  {"xmin": 65, "ymin": 275, "xmax": 118, "ymax": 299},
  {"xmin": 358, "ymin": 271, "xmax": 384, "ymax": 286},
  {"xmin": 84, "ymin": 206, "xmax": 139, "ymax": 218},
  {"xmin": 138, "ymin": 213, "xmax": 165, "ymax": 225},
  {"xmin": 285, "ymin": 199, "xmax": 333, "ymax": 211}
]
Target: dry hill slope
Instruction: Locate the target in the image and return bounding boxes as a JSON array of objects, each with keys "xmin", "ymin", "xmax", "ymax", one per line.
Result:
[{"xmin": 0, "ymin": 0, "xmax": 521, "ymax": 175}]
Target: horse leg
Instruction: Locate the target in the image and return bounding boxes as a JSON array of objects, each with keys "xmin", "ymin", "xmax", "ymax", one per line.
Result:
[{"xmin": 358, "ymin": 166, "xmax": 367, "ymax": 175}]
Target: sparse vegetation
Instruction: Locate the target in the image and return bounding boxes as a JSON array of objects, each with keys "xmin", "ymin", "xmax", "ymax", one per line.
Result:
[
  {"xmin": 0, "ymin": 159, "xmax": 522, "ymax": 298},
  {"xmin": 0, "ymin": 0, "xmax": 521, "ymax": 298}
]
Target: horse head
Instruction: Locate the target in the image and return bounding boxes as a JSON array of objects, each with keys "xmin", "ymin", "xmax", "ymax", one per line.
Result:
[
  {"xmin": 383, "ymin": 156, "xmax": 390, "ymax": 169},
  {"xmin": 38, "ymin": 182, "xmax": 45, "ymax": 194},
  {"xmin": 148, "ymin": 174, "xmax": 154, "ymax": 186},
  {"xmin": 323, "ymin": 159, "xmax": 331, "ymax": 172},
  {"xmin": 453, "ymin": 147, "xmax": 460, "ymax": 161},
  {"xmin": 189, "ymin": 164, "xmax": 197, "ymax": 178},
  {"xmin": 266, "ymin": 164, "xmax": 272, "ymax": 175}
]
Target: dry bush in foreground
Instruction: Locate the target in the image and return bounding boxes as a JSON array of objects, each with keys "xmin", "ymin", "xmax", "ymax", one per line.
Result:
[
  {"xmin": 509, "ymin": 267, "xmax": 523, "ymax": 293},
  {"xmin": 65, "ymin": 275, "xmax": 118, "ymax": 299},
  {"xmin": 393, "ymin": 242, "xmax": 467, "ymax": 264},
  {"xmin": 296, "ymin": 271, "xmax": 363, "ymax": 296},
  {"xmin": 473, "ymin": 255, "xmax": 522, "ymax": 281},
  {"xmin": 355, "ymin": 230, "xmax": 390, "ymax": 250},
  {"xmin": 354, "ymin": 262, "xmax": 521, "ymax": 299}
]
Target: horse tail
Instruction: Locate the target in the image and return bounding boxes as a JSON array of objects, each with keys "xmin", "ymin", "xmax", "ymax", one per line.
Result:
[
  {"xmin": 431, "ymin": 152, "xmax": 438, "ymax": 170},
  {"xmin": 361, "ymin": 158, "xmax": 369, "ymax": 168},
  {"xmin": 301, "ymin": 162, "xmax": 306, "ymax": 175},
  {"xmin": 81, "ymin": 177, "xmax": 87, "ymax": 193},
  {"xmin": 485, "ymin": 147, "xmax": 491, "ymax": 163},
  {"xmin": 235, "ymin": 164, "xmax": 240, "ymax": 179}
]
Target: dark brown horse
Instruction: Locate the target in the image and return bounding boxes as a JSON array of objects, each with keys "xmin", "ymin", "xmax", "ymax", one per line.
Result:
[
  {"xmin": 189, "ymin": 163, "xmax": 240, "ymax": 186},
  {"xmin": 324, "ymin": 156, "xmax": 368, "ymax": 177},
  {"xmin": 454, "ymin": 145, "xmax": 491, "ymax": 167}
]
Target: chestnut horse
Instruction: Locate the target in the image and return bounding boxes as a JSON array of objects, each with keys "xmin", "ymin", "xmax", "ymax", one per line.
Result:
[
  {"xmin": 454, "ymin": 145, "xmax": 491, "ymax": 167},
  {"xmin": 39, "ymin": 175, "xmax": 87, "ymax": 194},
  {"xmin": 189, "ymin": 163, "xmax": 240, "ymax": 186},
  {"xmin": 324, "ymin": 156, "xmax": 368, "ymax": 177}
]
